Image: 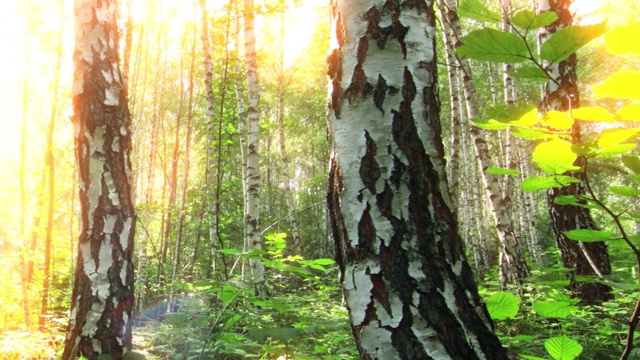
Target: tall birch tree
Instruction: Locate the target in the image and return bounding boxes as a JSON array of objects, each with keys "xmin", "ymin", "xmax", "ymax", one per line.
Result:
[
  {"xmin": 63, "ymin": 0, "xmax": 137, "ymax": 358},
  {"xmin": 538, "ymin": 0, "xmax": 612, "ymax": 303},
  {"xmin": 326, "ymin": 1, "xmax": 508, "ymax": 358}
]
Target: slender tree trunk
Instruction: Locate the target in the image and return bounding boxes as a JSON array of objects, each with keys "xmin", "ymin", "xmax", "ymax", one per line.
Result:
[
  {"xmin": 327, "ymin": 1, "xmax": 508, "ymax": 358},
  {"xmin": 437, "ymin": 0, "xmax": 531, "ymax": 286},
  {"xmin": 63, "ymin": 0, "xmax": 136, "ymax": 358},
  {"xmin": 243, "ymin": 0, "xmax": 266, "ymax": 289},
  {"xmin": 276, "ymin": 11, "xmax": 303, "ymax": 256},
  {"xmin": 40, "ymin": 0, "xmax": 65, "ymax": 330},
  {"xmin": 538, "ymin": 0, "xmax": 612, "ymax": 304}
]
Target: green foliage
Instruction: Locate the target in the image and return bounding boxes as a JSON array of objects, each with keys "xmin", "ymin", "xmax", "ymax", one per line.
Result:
[
  {"xmin": 458, "ymin": 28, "xmax": 530, "ymax": 63},
  {"xmin": 539, "ymin": 22, "xmax": 608, "ymax": 64},
  {"xmin": 485, "ymin": 291, "xmax": 520, "ymax": 320},
  {"xmin": 544, "ymin": 336, "xmax": 583, "ymax": 360}
]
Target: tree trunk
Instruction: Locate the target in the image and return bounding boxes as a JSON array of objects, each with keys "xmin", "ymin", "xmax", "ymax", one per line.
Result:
[
  {"xmin": 538, "ymin": 0, "xmax": 612, "ymax": 304},
  {"xmin": 243, "ymin": 0, "xmax": 266, "ymax": 289},
  {"xmin": 327, "ymin": 1, "xmax": 508, "ymax": 358},
  {"xmin": 63, "ymin": 0, "xmax": 137, "ymax": 358},
  {"xmin": 437, "ymin": 0, "xmax": 531, "ymax": 286}
]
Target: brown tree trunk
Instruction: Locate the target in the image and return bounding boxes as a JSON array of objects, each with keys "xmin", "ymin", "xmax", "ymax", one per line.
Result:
[
  {"xmin": 327, "ymin": 1, "xmax": 508, "ymax": 358},
  {"xmin": 538, "ymin": 0, "xmax": 612, "ymax": 304},
  {"xmin": 63, "ymin": 0, "xmax": 137, "ymax": 358}
]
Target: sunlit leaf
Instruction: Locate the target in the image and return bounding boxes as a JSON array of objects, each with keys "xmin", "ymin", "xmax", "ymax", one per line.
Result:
[
  {"xmin": 512, "ymin": 127, "xmax": 554, "ymax": 140},
  {"xmin": 622, "ymin": 155, "xmax": 640, "ymax": 174},
  {"xmin": 596, "ymin": 128, "xmax": 640, "ymax": 147},
  {"xmin": 616, "ymin": 103, "xmax": 640, "ymax": 121},
  {"xmin": 541, "ymin": 110, "xmax": 574, "ymax": 129},
  {"xmin": 486, "ymin": 167, "xmax": 521, "ymax": 176},
  {"xmin": 472, "ymin": 118, "xmax": 510, "ymax": 130},
  {"xmin": 564, "ymin": 229, "xmax": 614, "ymax": 242},
  {"xmin": 511, "ymin": 10, "xmax": 558, "ymax": 31},
  {"xmin": 533, "ymin": 140, "xmax": 580, "ymax": 175},
  {"xmin": 457, "ymin": 0, "xmax": 502, "ymax": 22},
  {"xmin": 609, "ymin": 186, "xmax": 640, "ymax": 197},
  {"xmin": 540, "ymin": 22, "xmax": 607, "ymax": 63},
  {"xmin": 545, "ymin": 336, "xmax": 583, "ymax": 360},
  {"xmin": 605, "ymin": 23, "xmax": 640, "ymax": 55},
  {"xmin": 510, "ymin": 106, "xmax": 539, "ymax": 126},
  {"xmin": 520, "ymin": 175, "xmax": 580, "ymax": 192},
  {"xmin": 593, "ymin": 71, "xmax": 640, "ymax": 100},
  {"xmin": 485, "ymin": 291, "xmax": 521, "ymax": 320},
  {"xmin": 597, "ymin": 143, "xmax": 636, "ymax": 158},
  {"xmin": 506, "ymin": 66, "xmax": 549, "ymax": 82},
  {"xmin": 571, "ymin": 106, "xmax": 614, "ymax": 122},
  {"xmin": 533, "ymin": 301, "xmax": 577, "ymax": 318},
  {"xmin": 457, "ymin": 28, "xmax": 530, "ymax": 63}
]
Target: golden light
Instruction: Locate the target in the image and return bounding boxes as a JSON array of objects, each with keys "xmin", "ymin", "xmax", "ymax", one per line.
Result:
[{"xmin": 282, "ymin": 0, "xmax": 327, "ymax": 67}]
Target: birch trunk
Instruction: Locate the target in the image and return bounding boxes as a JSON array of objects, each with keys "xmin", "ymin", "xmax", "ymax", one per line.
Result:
[
  {"xmin": 437, "ymin": 0, "xmax": 531, "ymax": 286},
  {"xmin": 327, "ymin": 1, "xmax": 508, "ymax": 358},
  {"xmin": 63, "ymin": 0, "xmax": 136, "ymax": 358},
  {"xmin": 243, "ymin": 0, "xmax": 266, "ymax": 288},
  {"xmin": 538, "ymin": 0, "xmax": 612, "ymax": 304}
]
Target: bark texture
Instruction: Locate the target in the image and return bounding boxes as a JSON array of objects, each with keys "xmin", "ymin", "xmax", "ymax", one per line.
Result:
[
  {"xmin": 327, "ymin": 1, "xmax": 508, "ymax": 359},
  {"xmin": 538, "ymin": 0, "xmax": 612, "ymax": 304},
  {"xmin": 63, "ymin": 0, "xmax": 137, "ymax": 358}
]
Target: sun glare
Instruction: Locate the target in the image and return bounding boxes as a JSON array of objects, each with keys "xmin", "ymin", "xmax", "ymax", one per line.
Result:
[{"xmin": 283, "ymin": 0, "xmax": 327, "ymax": 67}]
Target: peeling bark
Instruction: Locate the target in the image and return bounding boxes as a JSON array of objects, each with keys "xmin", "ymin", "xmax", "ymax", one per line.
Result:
[
  {"xmin": 538, "ymin": 0, "xmax": 612, "ymax": 304},
  {"xmin": 327, "ymin": 1, "xmax": 508, "ymax": 359},
  {"xmin": 63, "ymin": 0, "xmax": 137, "ymax": 358}
]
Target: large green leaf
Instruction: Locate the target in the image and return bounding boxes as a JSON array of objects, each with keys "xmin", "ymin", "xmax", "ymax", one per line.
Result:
[
  {"xmin": 532, "ymin": 140, "xmax": 580, "ymax": 175},
  {"xmin": 506, "ymin": 66, "xmax": 549, "ymax": 82},
  {"xmin": 472, "ymin": 118, "xmax": 510, "ymax": 130},
  {"xmin": 609, "ymin": 185, "xmax": 640, "ymax": 197},
  {"xmin": 457, "ymin": 0, "xmax": 502, "ymax": 22},
  {"xmin": 520, "ymin": 175, "xmax": 579, "ymax": 192},
  {"xmin": 597, "ymin": 128, "xmax": 640, "ymax": 147},
  {"xmin": 572, "ymin": 106, "xmax": 614, "ymax": 123},
  {"xmin": 457, "ymin": 28, "xmax": 530, "ymax": 63},
  {"xmin": 605, "ymin": 23, "xmax": 640, "ymax": 55},
  {"xmin": 597, "ymin": 143, "xmax": 637, "ymax": 158},
  {"xmin": 540, "ymin": 22, "xmax": 607, "ymax": 63},
  {"xmin": 592, "ymin": 71, "xmax": 640, "ymax": 100},
  {"xmin": 563, "ymin": 229, "xmax": 614, "ymax": 242},
  {"xmin": 486, "ymin": 167, "xmax": 521, "ymax": 176},
  {"xmin": 533, "ymin": 301, "xmax": 577, "ymax": 318},
  {"xmin": 541, "ymin": 110, "xmax": 574, "ymax": 130},
  {"xmin": 511, "ymin": 10, "xmax": 558, "ymax": 31},
  {"xmin": 485, "ymin": 291, "xmax": 521, "ymax": 320},
  {"xmin": 545, "ymin": 336, "xmax": 583, "ymax": 360},
  {"xmin": 511, "ymin": 127, "xmax": 554, "ymax": 140},
  {"xmin": 622, "ymin": 155, "xmax": 640, "ymax": 174}
]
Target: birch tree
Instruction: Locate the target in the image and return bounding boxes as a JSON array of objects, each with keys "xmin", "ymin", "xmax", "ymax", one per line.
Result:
[
  {"xmin": 538, "ymin": 0, "xmax": 612, "ymax": 303},
  {"xmin": 326, "ymin": 0, "xmax": 508, "ymax": 358},
  {"xmin": 243, "ymin": 0, "xmax": 266, "ymax": 289},
  {"xmin": 63, "ymin": 0, "xmax": 137, "ymax": 358}
]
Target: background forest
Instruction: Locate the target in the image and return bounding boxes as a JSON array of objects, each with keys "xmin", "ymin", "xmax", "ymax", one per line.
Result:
[{"xmin": 0, "ymin": 0, "xmax": 639, "ymax": 359}]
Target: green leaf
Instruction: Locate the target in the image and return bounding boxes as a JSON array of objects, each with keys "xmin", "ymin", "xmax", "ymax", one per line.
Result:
[
  {"xmin": 533, "ymin": 301, "xmax": 578, "ymax": 318},
  {"xmin": 457, "ymin": 0, "xmax": 502, "ymax": 22},
  {"xmin": 563, "ymin": 229, "xmax": 613, "ymax": 242},
  {"xmin": 597, "ymin": 128, "xmax": 640, "ymax": 147},
  {"xmin": 605, "ymin": 23, "xmax": 640, "ymax": 55},
  {"xmin": 593, "ymin": 71, "xmax": 640, "ymax": 100},
  {"xmin": 520, "ymin": 176, "xmax": 579, "ymax": 192},
  {"xmin": 506, "ymin": 66, "xmax": 550, "ymax": 82},
  {"xmin": 572, "ymin": 106, "xmax": 614, "ymax": 122},
  {"xmin": 511, "ymin": 10, "xmax": 558, "ymax": 31},
  {"xmin": 310, "ymin": 258, "xmax": 335, "ymax": 266},
  {"xmin": 609, "ymin": 185, "xmax": 640, "ymax": 197},
  {"xmin": 616, "ymin": 103, "xmax": 640, "ymax": 121},
  {"xmin": 472, "ymin": 118, "xmax": 510, "ymax": 130},
  {"xmin": 571, "ymin": 141, "xmax": 598, "ymax": 156},
  {"xmin": 541, "ymin": 110, "xmax": 574, "ymax": 130},
  {"xmin": 511, "ymin": 127, "xmax": 554, "ymax": 140},
  {"xmin": 622, "ymin": 155, "xmax": 640, "ymax": 174},
  {"xmin": 485, "ymin": 291, "xmax": 521, "ymax": 320},
  {"xmin": 597, "ymin": 143, "xmax": 637, "ymax": 158},
  {"xmin": 520, "ymin": 355, "xmax": 547, "ymax": 360},
  {"xmin": 545, "ymin": 336, "xmax": 583, "ymax": 360},
  {"xmin": 540, "ymin": 22, "xmax": 607, "ymax": 63},
  {"xmin": 248, "ymin": 327, "xmax": 303, "ymax": 342},
  {"xmin": 532, "ymin": 140, "xmax": 580, "ymax": 175},
  {"xmin": 486, "ymin": 167, "xmax": 521, "ymax": 176},
  {"xmin": 457, "ymin": 28, "xmax": 530, "ymax": 63}
]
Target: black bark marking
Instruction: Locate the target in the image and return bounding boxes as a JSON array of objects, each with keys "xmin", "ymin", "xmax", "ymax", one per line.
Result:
[
  {"xmin": 357, "ymin": 203, "xmax": 375, "ymax": 255},
  {"xmin": 327, "ymin": 48, "xmax": 343, "ymax": 118},
  {"xmin": 344, "ymin": 37, "xmax": 372, "ymax": 104},
  {"xmin": 364, "ymin": 5, "xmax": 410, "ymax": 57},
  {"xmin": 373, "ymin": 74, "xmax": 388, "ymax": 113},
  {"xmin": 360, "ymin": 130, "xmax": 380, "ymax": 194},
  {"xmin": 370, "ymin": 273, "xmax": 392, "ymax": 317}
]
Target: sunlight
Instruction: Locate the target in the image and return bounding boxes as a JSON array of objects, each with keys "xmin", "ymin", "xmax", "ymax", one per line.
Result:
[
  {"xmin": 571, "ymin": 0, "xmax": 608, "ymax": 24},
  {"xmin": 283, "ymin": 0, "xmax": 327, "ymax": 67}
]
